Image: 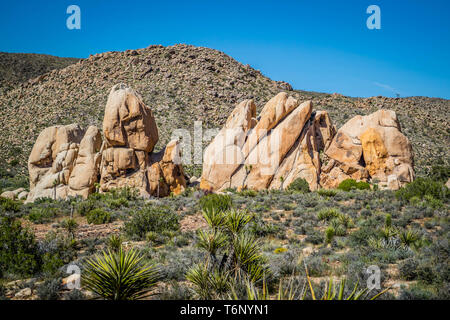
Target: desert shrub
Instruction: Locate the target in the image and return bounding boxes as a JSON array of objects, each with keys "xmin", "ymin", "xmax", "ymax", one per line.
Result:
[
  {"xmin": 86, "ymin": 208, "xmax": 111, "ymax": 225},
  {"xmin": 287, "ymin": 178, "xmax": 310, "ymax": 193},
  {"xmin": 38, "ymin": 232, "xmax": 78, "ymax": 275},
  {"xmin": 28, "ymin": 207, "xmax": 57, "ymax": 224},
  {"xmin": 399, "ymin": 258, "xmax": 419, "ymax": 280},
  {"xmin": 64, "ymin": 289, "xmax": 85, "ymax": 300},
  {"xmin": 317, "ymin": 189, "xmax": 337, "ymax": 197},
  {"xmin": 324, "ymin": 226, "xmax": 335, "ymax": 244},
  {"xmin": 317, "ymin": 208, "xmax": 341, "ymax": 221},
  {"xmin": 158, "ymin": 281, "xmax": 193, "ymax": 300},
  {"xmin": 199, "ymin": 193, "xmax": 232, "ymax": 214},
  {"xmin": 395, "ymin": 177, "xmax": 449, "ymax": 202},
  {"xmin": 0, "ymin": 197, "xmax": 21, "ymax": 213},
  {"xmin": 82, "ymin": 248, "xmax": 160, "ymax": 300},
  {"xmin": 76, "ymin": 198, "xmax": 97, "ymax": 216},
  {"xmin": 305, "ymin": 230, "xmax": 323, "ymax": 245},
  {"xmin": 427, "ymin": 164, "xmax": 450, "ymax": 183},
  {"xmin": 338, "ymin": 179, "xmax": 370, "ymax": 192},
  {"xmin": 124, "ymin": 206, "xmax": 179, "ymax": 240},
  {"xmin": 37, "ymin": 278, "xmax": 61, "ymax": 300},
  {"xmin": 0, "ymin": 216, "xmax": 40, "ymax": 276},
  {"xmin": 398, "ymin": 284, "xmax": 436, "ymax": 300}
]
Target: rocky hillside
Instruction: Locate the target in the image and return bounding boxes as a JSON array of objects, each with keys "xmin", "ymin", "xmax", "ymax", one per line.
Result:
[
  {"xmin": 0, "ymin": 44, "xmax": 448, "ymax": 178},
  {"xmin": 0, "ymin": 52, "xmax": 79, "ymax": 94}
]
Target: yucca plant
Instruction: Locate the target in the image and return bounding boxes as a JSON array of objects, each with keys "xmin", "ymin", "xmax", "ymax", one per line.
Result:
[
  {"xmin": 187, "ymin": 207, "xmax": 267, "ymax": 298},
  {"xmin": 82, "ymin": 248, "xmax": 160, "ymax": 300},
  {"xmin": 399, "ymin": 229, "xmax": 420, "ymax": 247},
  {"xmin": 231, "ymin": 266, "xmax": 390, "ymax": 300},
  {"xmin": 305, "ymin": 265, "xmax": 390, "ymax": 300},
  {"xmin": 107, "ymin": 234, "xmax": 123, "ymax": 252}
]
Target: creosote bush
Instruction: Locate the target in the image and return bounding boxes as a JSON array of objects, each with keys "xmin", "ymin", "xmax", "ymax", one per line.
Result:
[
  {"xmin": 124, "ymin": 205, "xmax": 179, "ymax": 240},
  {"xmin": 86, "ymin": 208, "xmax": 111, "ymax": 225},
  {"xmin": 0, "ymin": 216, "xmax": 40, "ymax": 276},
  {"xmin": 199, "ymin": 193, "xmax": 232, "ymax": 214},
  {"xmin": 338, "ymin": 179, "xmax": 370, "ymax": 192},
  {"xmin": 287, "ymin": 178, "xmax": 310, "ymax": 193},
  {"xmin": 395, "ymin": 177, "xmax": 449, "ymax": 202}
]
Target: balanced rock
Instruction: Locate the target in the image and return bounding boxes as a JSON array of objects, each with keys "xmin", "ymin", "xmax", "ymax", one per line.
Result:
[
  {"xmin": 320, "ymin": 110, "xmax": 414, "ymax": 189},
  {"xmin": 103, "ymin": 83, "xmax": 158, "ymax": 152},
  {"xmin": 201, "ymin": 92, "xmax": 336, "ymax": 191}
]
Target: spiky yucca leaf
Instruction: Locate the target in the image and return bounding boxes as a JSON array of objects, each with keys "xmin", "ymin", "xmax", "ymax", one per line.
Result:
[
  {"xmin": 225, "ymin": 209, "xmax": 254, "ymax": 234},
  {"xmin": 82, "ymin": 248, "xmax": 160, "ymax": 300},
  {"xmin": 202, "ymin": 209, "xmax": 226, "ymax": 229},
  {"xmin": 197, "ymin": 229, "xmax": 228, "ymax": 256}
]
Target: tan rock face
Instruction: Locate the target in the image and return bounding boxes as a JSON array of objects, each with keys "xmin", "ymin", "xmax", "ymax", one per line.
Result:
[
  {"xmin": 148, "ymin": 139, "xmax": 186, "ymax": 197},
  {"xmin": 68, "ymin": 126, "xmax": 103, "ymax": 198},
  {"xmin": 26, "ymin": 124, "xmax": 85, "ymax": 202},
  {"xmin": 201, "ymin": 93, "xmax": 336, "ymax": 191},
  {"xmin": 320, "ymin": 109, "xmax": 414, "ymax": 189},
  {"xmin": 103, "ymin": 83, "xmax": 158, "ymax": 152}
]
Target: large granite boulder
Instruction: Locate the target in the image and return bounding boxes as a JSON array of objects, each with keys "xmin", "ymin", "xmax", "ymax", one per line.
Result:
[
  {"xmin": 320, "ymin": 110, "xmax": 414, "ymax": 189},
  {"xmin": 26, "ymin": 124, "xmax": 85, "ymax": 202},
  {"xmin": 200, "ymin": 93, "xmax": 336, "ymax": 191}
]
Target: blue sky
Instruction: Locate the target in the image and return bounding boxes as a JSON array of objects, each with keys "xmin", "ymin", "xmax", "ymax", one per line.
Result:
[{"xmin": 1, "ymin": 0, "xmax": 449, "ymax": 98}]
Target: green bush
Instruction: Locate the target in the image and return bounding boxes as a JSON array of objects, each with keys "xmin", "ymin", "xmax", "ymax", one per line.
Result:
[
  {"xmin": 28, "ymin": 207, "xmax": 57, "ymax": 224},
  {"xmin": 395, "ymin": 177, "xmax": 449, "ymax": 202},
  {"xmin": 0, "ymin": 197, "xmax": 21, "ymax": 212},
  {"xmin": 199, "ymin": 193, "xmax": 232, "ymax": 214},
  {"xmin": 0, "ymin": 216, "xmax": 41, "ymax": 276},
  {"xmin": 338, "ymin": 179, "xmax": 370, "ymax": 192},
  {"xmin": 427, "ymin": 164, "xmax": 450, "ymax": 183},
  {"xmin": 86, "ymin": 208, "xmax": 111, "ymax": 225},
  {"xmin": 317, "ymin": 189, "xmax": 337, "ymax": 197},
  {"xmin": 317, "ymin": 208, "xmax": 341, "ymax": 221},
  {"xmin": 124, "ymin": 206, "xmax": 179, "ymax": 240},
  {"xmin": 287, "ymin": 178, "xmax": 310, "ymax": 193}
]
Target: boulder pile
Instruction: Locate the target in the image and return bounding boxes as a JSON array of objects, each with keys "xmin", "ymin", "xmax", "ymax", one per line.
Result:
[
  {"xmin": 26, "ymin": 84, "xmax": 186, "ymax": 202},
  {"xmin": 201, "ymin": 92, "xmax": 414, "ymax": 191}
]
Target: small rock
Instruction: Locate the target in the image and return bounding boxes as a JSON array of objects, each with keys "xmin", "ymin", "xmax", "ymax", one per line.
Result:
[
  {"xmin": 18, "ymin": 191, "xmax": 29, "ymax": 200},
  {"xmin": 15, "ymin": 288, "xmax": 32, "ymax": 299},
  {"xmin": 0, "ymin": 191, "xmax": 15, "ymax": 200}
]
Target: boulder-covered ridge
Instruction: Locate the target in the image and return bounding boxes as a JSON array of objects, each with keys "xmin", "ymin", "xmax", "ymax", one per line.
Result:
[
  {"xmin": 26, "ymin": 84, "xmax": 186, "ymax": 202},
  {"xmin": 201, "ymin": 93, "xmax": 414, "ymax": 192},
  {"xmin": 0, "ymin": 44, "xmax": 448, "ymax": 179}
]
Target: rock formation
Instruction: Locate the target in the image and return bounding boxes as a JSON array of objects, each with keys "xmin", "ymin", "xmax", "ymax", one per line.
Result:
[
  {"xmin": 99, "ymin": 84, "xmax": 186, "ymax": 197},
  {"xmin": 201, "ymin": 94, "xmax": 414, "ymax": 192},
  {"xmin": 320, "ymin": 110, "xmax": 414, "ymax": 190},
  {"xmin": 201, "ymin": 92, "xmax": 336, "ymax": 191},
  {"xmin": 26, "ymin": 84, "xmax": 186, "ymax": 202}
]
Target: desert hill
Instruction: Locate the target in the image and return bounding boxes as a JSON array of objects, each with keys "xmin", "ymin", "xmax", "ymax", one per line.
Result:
[{"xmin": 0, "ymin": 44, "xmax": 448, "ymax": 179}]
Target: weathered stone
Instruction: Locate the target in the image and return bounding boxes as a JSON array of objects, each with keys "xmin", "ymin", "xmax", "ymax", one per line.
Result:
[
  {"xmin": 148, "ymin": 139, "xmax": 186, "ymax": 196},
  {"xmin": 26, "ymin": 124, "xmax": 84, "ymax": 202},
  {"xmin": 17, "ymin": 191, "xmax": 29, "ymax": 200},
  {"xmin": 68, "ymin": 126, "xmax": 102, "ymax": 198},
  {"xmin": 320, "ymin": 109, "xmax": 414, "ymax": 189},
  {"xmin": 103, "ymin": 83, "xmax": 158, "ymax": 152},
  {"xmin": 201, "ymin": 93, "xmax": 334, "ymax": 192},
  {"xmin": 1, "ymin": 191, "xmax": 15, "ymax": 200}
]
